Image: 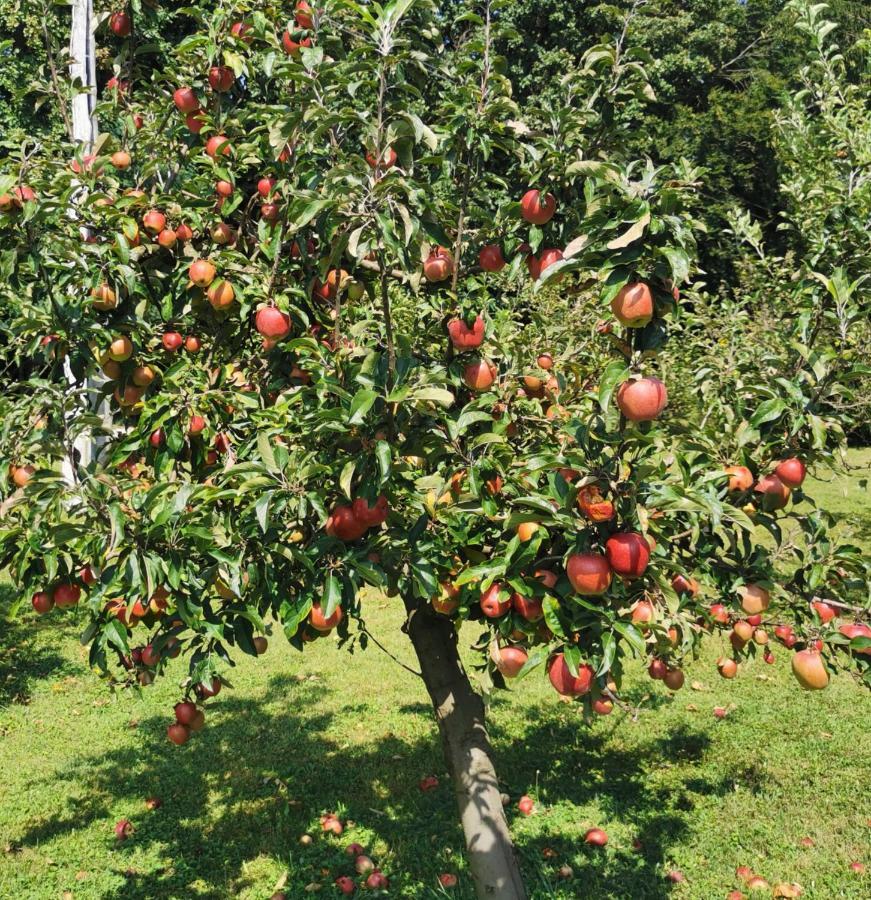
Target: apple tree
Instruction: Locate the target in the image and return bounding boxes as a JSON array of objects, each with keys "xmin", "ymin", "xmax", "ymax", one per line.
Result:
[{"xmin": 0, "ymin": 2, "xmax": 869, "ymax": 897}]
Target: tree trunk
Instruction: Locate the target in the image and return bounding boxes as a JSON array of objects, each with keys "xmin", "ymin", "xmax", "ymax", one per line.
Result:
[{"xmin": 404, "ymin": 597, "xmax": 528, "ymax": 899}]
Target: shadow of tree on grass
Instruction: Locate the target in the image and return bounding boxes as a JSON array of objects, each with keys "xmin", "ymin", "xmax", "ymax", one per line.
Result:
[{"xmin": 7, "ymin": 668, "xmax": 738, "ymax": 900}]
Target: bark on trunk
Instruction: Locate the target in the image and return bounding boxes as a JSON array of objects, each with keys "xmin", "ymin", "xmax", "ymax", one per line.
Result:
[{"xmin": 404, "ymin": 597, "xmax": 528, "ymax": 899}]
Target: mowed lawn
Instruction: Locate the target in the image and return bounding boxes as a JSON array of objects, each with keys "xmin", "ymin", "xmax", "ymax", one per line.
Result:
[{"xmin": 1, "ymin": 452, "xmax": 869, "ymax": 900}]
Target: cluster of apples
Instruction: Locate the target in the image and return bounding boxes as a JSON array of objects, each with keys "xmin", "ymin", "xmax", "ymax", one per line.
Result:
[
  {"xmin": 325, "ymin": 496, "xmax": 389, "ymax": 542},
  {"xmin": 166, "ymin": 695, "xmax": 209, "ymax": 746},
  {"xmin": 30, "ymin": 580, "xmax": 84, "ymax": 615},
  {"xmin": 725, "ymin": 456, "xmax": 806, "ymax": 512},
  {"xmin": 326, "ymin": 840, "xmax": 390, "ymax": 894}
]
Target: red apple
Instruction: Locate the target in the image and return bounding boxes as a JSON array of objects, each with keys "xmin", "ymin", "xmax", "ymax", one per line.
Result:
[
  {"xmin": 584, "ymin": 828, "xmax": 608, "ymax": 847},
  {"xmin": 517, "ymin": 795, "xmax": 535, "ymax": 815},
  {"xmin": 309, "ymin": 602, "xmax": 343, "ymax": 632},
  {"xmin": 162, "ymin": 331, "xmax": 183, "ymax": 351},
  {"xmin": 480, "ymin": 583, "xmax": 510, "ymax": 618},
  {"xmin": 611, "ymin": 282, "xmax": 653, "ymax": 327},
  {"xmin": 463, "ymin": 359, "xmax": 497, "ymax": 391},
  {"xmin": 791, "ymin": 649, "xmax": 829, "ymax": 690},
  {"xmin": 605, "ymin": 532, "xmax": 651, "ymax": 579},
  {"xmin": 547, "ymin": 653, "xmax": 594, "ymax": 696},
  {"xmin": 495, "ymin": 646, "xmax": 528, "ymax": 678},
  {"xmin": 32, "ymin": 591, "xmax": 53, "ymax": 614},
  {"xmin": 174, "ymin": 701, "xmax": 198, "ymax": 725},
  {"xmin": 725, "ymin": 465, "xmax": 754, "ymax": 491},
  {"xmin": 109, "ymin": 11, "xmax": 132, "ymax": 38},
  {"xmin": 520, "ymin": 189, "xmax": 556, "ymax": 225},
  {"xmin": 423, "ymin": 247, "xmax": 454, "ymax": 282},
  {"xmin": 208, "ymin": 66, "xmax": 235, "ymax": 92},
  {"xmin": 173, "ymin": 87, "xmax": 199, "ymax": 113},
  {"xmin": 53, "ymin": 583, "xmax": 81, "ymax": 608},
  {"xmin": 754, "ymin": 473, "xmax": 791, "ymax": 511},
  {"xmin": 167, "ymin": 722, "xmax": 191, "ymax": 745},
  {"xmin": 774, "ymin": 457, "xmax": 806, "ymax": 489},
  {"xmin": 478, "ymin": 245, "xmax": 506, "ymax": 272},
  {"xmin": 616, "ymin": 377, "xmax": 668, "ymax": 422},
  {"xmin": 512, "ymin": 591, "xmax": 543, "ymax": 622},
  {"xmin": 255, "ymin": 306, "xmax": 291, "ymax": 339},
  {"xmin": 566, "ymin": 553, "xmax": 612, "ymax": 596}
]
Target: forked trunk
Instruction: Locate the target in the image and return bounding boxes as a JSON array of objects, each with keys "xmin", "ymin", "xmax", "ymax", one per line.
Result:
[{"xmin": 404, "ymin": 597, "xmax": 528, "ymax": 900}]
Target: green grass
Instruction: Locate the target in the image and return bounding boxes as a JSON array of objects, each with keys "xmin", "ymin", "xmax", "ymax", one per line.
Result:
[{"xmin": 1, "ymin": 453, "xmax": 870, "ymax": 899}]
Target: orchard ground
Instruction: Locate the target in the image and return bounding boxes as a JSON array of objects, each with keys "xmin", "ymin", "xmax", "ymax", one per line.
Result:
[{"xmin": 1, "ymin": 452, "xmax": 869, "ymax": 900}]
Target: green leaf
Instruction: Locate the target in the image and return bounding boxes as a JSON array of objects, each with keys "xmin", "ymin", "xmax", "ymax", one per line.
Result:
[
  {"xmin": 322, "ymin": 575, "xmax": 342, "ymax": 618},
  {"xmin": 340, "ymin": 460, "xmax": 356, "ymax": 499},
  {"xmin": 255, "ymin": 491, "xmax": 273, "ymax": 533},
  {"xmin": 349, "ymin": 389, "xmax": 378, "ymax": 424}
]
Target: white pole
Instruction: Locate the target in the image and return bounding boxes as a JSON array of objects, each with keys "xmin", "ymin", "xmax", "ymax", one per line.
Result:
[{"xmin": 64, "ymin": 0, "xmax": 98, "ymax": 478}]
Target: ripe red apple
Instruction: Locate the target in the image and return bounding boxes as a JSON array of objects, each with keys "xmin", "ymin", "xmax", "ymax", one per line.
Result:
[
  {"xmin": 584, "ymin": 828, "xmax": 608, "ymax": 846},
  {"xmin": 211, "ymin": 222, "xmax": 236, "ymax": 245},
  {"xmin": 448, "ymin": 314, "xmax": 485, "ymax": 350},
  {"xmin": 746, "ymin": 614, "xmax": 762, "ymax": 627},
  {"xmin": 261, "ymin": 201, "xmax": 281, "ymax": 223},
  {"xmin": 774, "ymin": 457, "xmax": 806, "ymax": 489},
  {"xmin": 109, "ymin": 11, "xmax": 132, "ymax": 37},
  {"xmin": 480, "ymin": 583, "xmax": 510, "ymax": 618},
  {"xmin": 310, "ymin": 602, "xmax": 343, "ymax": 632},
  {"xmin": 114, "ymin": 818, "xmax": 134, "ymax": 841},
  {"xmin": 423, "ymin": 247, "xmax": 454, "ymax": 282},
  {"xmin": 149, "ymin": 429, "xmax": 164, "ymax": 448},
  {"xmin": 538, "ymin": 247, "xmax": 564, "ymax": 279},
  {"xmin": 142, "ymin": 209, "xmax": 166, "ymax": 234},
  {"xmin": 648, "ymin": 658, "xmax": 667, "ymax": 680},
  {"xmin": 738, "ymin": 583, "xmax": 770, "ymax": 615},
  {"xmin": 282, "ymin": 31, "xmax": 313, "ymax": 56},
  {"xmin": 535, "ymin": 568, "xmax": 558, "ymax": 589},
  {"xmin": 205, "ymin": 135, "xmax": 232, "ymax": 158},
  {"xmin": 672, "ymin": 574, "xmax": 699, "ymax": 597},
  {"xmin": 257, "ymin": 176, "xmax": 276, "ymax": 198},
  {"xmin": 438, "ymin": 873, "xmax": 458, "ymax": 888},
  {"xmin": 255, "ymin": 306, "xmax": 292, "ymax": 339},
  {"xmin": 173, "ymin": 86, "xmax": 199, "ymax": 113},
  {"xmin": 663, "ymin": 668, "xmax": 685, "ymax": 691},
  {"xmin": 631, "ymin": 599, "xmax": 655, "ymax": 627},
  {"xmin": 167, "ymin": 722, "xmax": 191, "ymax": 745},
  {"xmin": 188, "ymin": 415, "xmax": 206, "ymax": 436},
  {"xmin": 512, "ymin": 591, "xmax": 543, "ymax": 621},
  {"xmin": 419, "ymin": 774, "xmax": 439, "ymax": 792},
  {"xmin": 230, "ymin": 21, "xmax": 252, "ymax": 42},
  {"xmin": 526, "ymin": 254, "xmax": 541, "ymax": 280},
  {"xmin": 724, "ymin": 464, "xmax": 753, "ymax": 491},
  {"xmin": 365, "ymin": 872, "xmax": 389, "ymax": 890},
  {"xmin": 547, "ymin": 653, "xmax": 594, "ymax": 696},
  {"xmin": 616, "ymin": 376, "xmax": 668, "ymax": 422},
  {"xmin": 791, "ymin": 649, "xmax": 829, "ymax": 690},
  {"xmin": 478, "ymin": 245, "xmax": 506, "ymax": 272},
  {"xmin": 184, "ymin": 335, "xmax": 201, "ymax": 353},
  {"xmin": 80, "ymin": 565, "xmax": 97, "ymax": 586},
  {"xmin": 141, "ymin": 643, "xmax": 161, "ymax": 667},
  {"xmin": 345, "ymin": 842, "xmax": 365, "ymax": 857},
  {"xmin": 717, "ymin": 657, "xmax": 737, "ymax": 679},
  {"xmin": 162, "ymin": 331, "xmax": 183, "ymax": 352},
  {"xmin": 605, "ymin": 532, "xmax": 651, "ymax": 579},
  {"xmin": 839, "ymin": 622, "xmax": 871, "ymax": 655},
  {"xmin": 11, "ymin": 464, "xmax": 35, "ymax": 488},
  {"xmin": 53, "ymin": 583, "xmax": 81, "ymax": 608},
  {"xmin": 754, "ymin": 473, "xmax": 791, "ymax": 511},
  {"xmin": 207, "ymin": 279, "xmax": 235, "ymax": 309},
  {"xmin": 812, "ymin": 600, "xmax": 836, "ymax": 623},
  {"xmin": 495, "ymin": 646, "xmax": 528, "ymax": 678},
  {"xmin": 110, "ymin": 150, "xmax": 131, "ymax": 170},
  {"xmin": 592, "ymin": 697, "xmax": 613, "ymax": 715},
  {"xmin": 566, "ymin": 553, "xmax": 612, "ymax": 596},
  {"xmin": 520, "ymin": 189, "xmax": 556, "ymax": 225},
  {"xmin": 32, "ymin": 591, "xmax": 54, "ymax": 614},
  {"xmin": 463, "ymin": 358, "xmax": 497, "ymax": 391},
  {"xmin": 517, "ymin": 795, "xmax": 535, "ymax": 815},
  {"xmin": 176, "ymin": 223, "xmax": 193, "ymax": 241},
  {"xmin": 157, "ymin": 228, "xmax": 177, "ymax": 249},
  {"xmin": 355, "ymin": 854, "xmax": 375, "ymax": 874},
  {"xmin": 185, "ymin": 110, "xmax": 205, "ymax": 133},
  {"xmin": 516, "ymin": 521, "xmax": 539, "ymax": 542},
  {"xmin": 365, "ymin": 146, "xmax": 398, "ymax": 169},
  {"xmin": 295, "ymin": 0, "xmax": 315, "ymax": 28},
  {"xmin": 174, "ymin": 701, "xmax": 198, "ymax": 725},
  {"xmin": 195, "ymin": 677, "xmax": 222, "ymax": 698},
  {"xmin": 208, "ymin": 66, "xmax": 235, "ymax": 92},
  {"xmin": 189, "ymin": 259, "xmax": 216, "ymax": 287},
  {"xmin": 215, "ymin": 180, "xmax": 233, "ymax": 198},
  {"xmin": 334, "ymin": 876, "xmax": 355, "ymax": 895},
  {"xmin": 611, "ymin": 282, "xmax": 654, "ymax": 327},
  {"xmin": 321, "ymin": 813, "xmax": 343, "ymax": 835}
]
